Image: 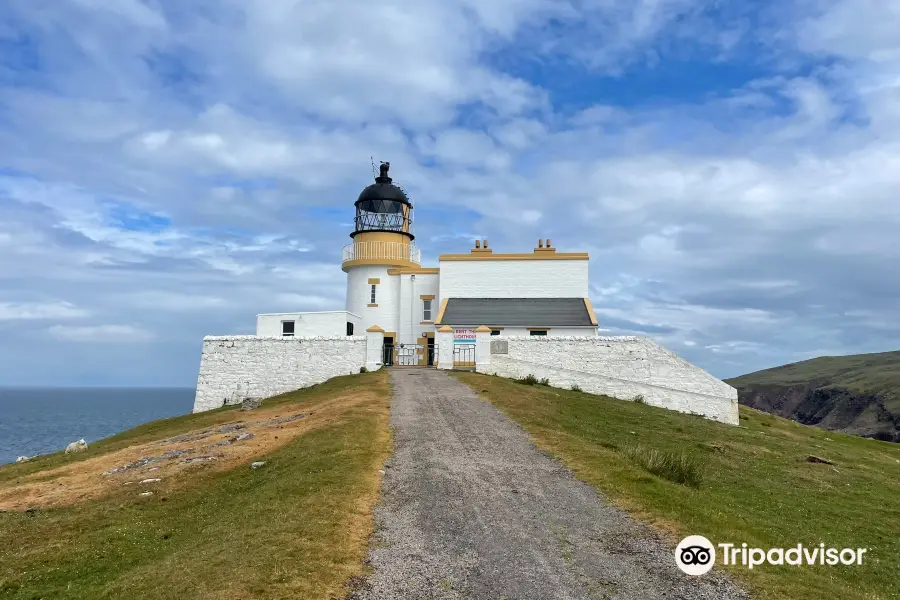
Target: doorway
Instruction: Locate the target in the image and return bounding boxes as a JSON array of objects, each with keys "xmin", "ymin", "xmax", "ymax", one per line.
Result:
[
  {"xmin": 382, "ymin": 337, "xmax": 394, "ymax": 366},
  {"xmin": 417, "ymin": 332, "xmax": 436, "ymax": 366}
]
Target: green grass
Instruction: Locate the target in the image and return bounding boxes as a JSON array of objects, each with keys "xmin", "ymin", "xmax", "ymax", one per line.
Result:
[
  {"xmin": 454, "ymin": 371, "xmax": 900, "ymax": 600},
  {"xmin": 622, "ymin": 444, "xmax": 704, "ymax": 488},
  {"xmin": 0, "ymin": 372, "xmax": 391, "ymax": 600},
  {"xmin": 726, "ymin": 350, "xmax": 900, "ymax": 406}
]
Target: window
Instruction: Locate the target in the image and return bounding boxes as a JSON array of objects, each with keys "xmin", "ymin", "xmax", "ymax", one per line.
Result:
[
  {"xmin": 423, "ymin": 299, "xmax": 432, "ymax": 321},
  {"xmin": 529, "ymin": 330, "xmax": 547, "ymax": 336},
  {"xmin": 491, "ymin": 329, "xmax": 501, "ymax": 336},
  {"xmin": 346, "ymin": 322, "xmax": 354, "ymax": 336},
  {"xmin": 282, "ymin": 321, "xmax": 295, "ymax": 337},
  {"xmin": 370, "ymin": 284, "xmax": 377, "ymax": 304}
]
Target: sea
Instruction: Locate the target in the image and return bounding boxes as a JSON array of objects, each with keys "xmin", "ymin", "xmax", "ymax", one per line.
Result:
[{"xmin": 0, "ymin": 387, "xmax": 195, "ymax": 465}]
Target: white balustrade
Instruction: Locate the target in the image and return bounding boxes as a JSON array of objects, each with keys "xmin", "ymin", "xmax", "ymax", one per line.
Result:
[{"xmin": 342, "ymin": 241, "xmax": 420, "ymax": 265}]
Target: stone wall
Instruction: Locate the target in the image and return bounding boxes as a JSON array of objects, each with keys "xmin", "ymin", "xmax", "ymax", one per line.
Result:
[
  {"xmin": 478, "ymin": 336, "xmax": 739, "ymax": 425},
  {"xmin": 193, "ymin": 335, "xmax": 368, "ymax": 413}
]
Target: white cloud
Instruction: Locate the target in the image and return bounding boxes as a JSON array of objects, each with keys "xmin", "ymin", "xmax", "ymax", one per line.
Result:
[
  {"xmin": 0, "ymin": 302, "xmax": 90, "ymax": 321},
  {"xmin": 1, "ymin": 0, "xmax": 899, "ymax": 384},
  {"xmin": 123, "ymin": 291, "xmax": 229, "ymax": 312},
  {"xmin": 228, "ymin": 0, "xmax": 548, "ymax": 127},
  {"xmin": 47, "ymin": 324, "xmax": 155, "ymax": 342}
]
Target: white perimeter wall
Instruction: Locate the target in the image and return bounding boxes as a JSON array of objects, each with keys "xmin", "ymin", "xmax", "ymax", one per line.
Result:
[
  {"xmin": 479, "ymin": 336, "xmax": 739, "ymax": 425},
  {"xmin": 439, "ymin": 259, "xmax": 588, "ymax": 298},
  {"xmin": 193, "ymin": 336, "xmax": 367, "ymax": 413},
  {"xmin": 257, "ymin": 311, "xmax": 361, "ymax": 337}
]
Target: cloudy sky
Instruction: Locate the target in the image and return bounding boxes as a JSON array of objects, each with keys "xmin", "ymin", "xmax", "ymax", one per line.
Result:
[{"xmin": 1, "ymin": 0, "xmax": 898, "ymax": 386}]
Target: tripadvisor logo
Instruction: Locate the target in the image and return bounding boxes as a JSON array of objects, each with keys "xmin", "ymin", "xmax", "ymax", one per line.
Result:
[
  {"xmin": 675, "ymin": 536, "xmax": 869, "ymax": 575},
  {"xmin": 676, "ymin": 535, "xmax": 716, "ymax": 576}
]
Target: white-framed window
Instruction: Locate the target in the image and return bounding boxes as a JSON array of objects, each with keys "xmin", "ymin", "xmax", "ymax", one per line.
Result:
[
  {"xmin": 282, "ymin": 321, "xmax": 295, "ymax": 337},
  {"xmin": 423, "ymin": 299, "xmax": 432, "ymax": 321},
  {"xmin": 529, "ymin": 330, "xmax": 547, "ymax": 336},
  {"xmin": 370, "ymin": 284, "xmax": 376, "ymax": 304}
]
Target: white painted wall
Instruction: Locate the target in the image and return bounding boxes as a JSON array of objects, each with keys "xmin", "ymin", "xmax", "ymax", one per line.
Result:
[
  {"xmin": 398, "ymin": 273, "xmax": 439, "ymax": 344},
  {"xmin": 256, "ymin": 311, "xmax": 361, "ymax": 337},
  {"xmin": 365, "ymin": 330, "xmax": 385, "ymax": 371},
  {"xmin": 436, "ymin": 328, "xmax": 454, "ymax": 370},
  {"xmin": 193, "ymin": 336, "xmax": 367, "ymax": 412},
  {"xmin": 345, "ymin": 265, "xmax": 400, "ymax": 334},
  {"xmin": 478, "ymin": 336, "xmax": 739, "ymax": 425},
  {"xmin": 439, "ymin": 259, "xmax": 589, "ymax": 299}
]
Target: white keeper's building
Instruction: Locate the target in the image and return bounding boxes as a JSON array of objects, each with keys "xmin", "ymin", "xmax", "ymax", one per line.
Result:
[{"xmin": 255, "ymin": 162, "xmax": 600, "ymax": 366}]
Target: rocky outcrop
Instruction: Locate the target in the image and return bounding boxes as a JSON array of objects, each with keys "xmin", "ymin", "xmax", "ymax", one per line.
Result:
[{"xmin": 735, "ymin": 383, "xmax": 900, "ymax": 442}]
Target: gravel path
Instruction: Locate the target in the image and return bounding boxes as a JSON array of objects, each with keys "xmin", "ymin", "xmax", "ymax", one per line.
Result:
[{"xmin": 351, "ymin": 369, "xmax": 748, "ymax": 600}]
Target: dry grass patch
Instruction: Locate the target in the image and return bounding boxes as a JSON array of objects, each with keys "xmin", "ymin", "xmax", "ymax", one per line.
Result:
[
  {"xmin": 0, "ymin": 371, "xmax": 392, "ymax": 600},
  {"xmin": 0, "ymin": 389, "xmax": 377, "ymax": 511}
]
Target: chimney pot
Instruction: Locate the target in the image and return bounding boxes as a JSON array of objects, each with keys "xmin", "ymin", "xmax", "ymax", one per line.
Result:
[
  {"xmin": 538, "ymin": 239, "xmax": 544, "ymax": 248},
  {"xmin": 483, "ymin": 239, "xmax": 489, "ymax": 249},
  {"xmin": 475, "ymin": 240, "xmax": 481, "ymax": 249},
  {"xmin": 546, "ymin": 239, "xmax": 552, "ymax": 248}
]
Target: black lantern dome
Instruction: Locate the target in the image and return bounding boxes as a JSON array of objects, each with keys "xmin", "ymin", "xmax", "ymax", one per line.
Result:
[{"xmin": 352, "ymin": 162, "xmax": 414, "ymax": 240}]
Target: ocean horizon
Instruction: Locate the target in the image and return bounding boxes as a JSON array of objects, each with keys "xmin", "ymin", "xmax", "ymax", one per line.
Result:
[{"xmin": 0, "ymin": 386, "xmax": 195, "ymax": 465}]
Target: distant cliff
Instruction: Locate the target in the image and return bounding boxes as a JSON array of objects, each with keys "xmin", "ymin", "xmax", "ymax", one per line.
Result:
[{"xmin": 726, "ymin": 351, "xmax": 900, "ymax": 442}]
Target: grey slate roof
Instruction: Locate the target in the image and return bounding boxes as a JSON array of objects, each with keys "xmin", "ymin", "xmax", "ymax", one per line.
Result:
[{"xmin": 438, "ymin": 298, "xmax": 594, "ymax": 327}]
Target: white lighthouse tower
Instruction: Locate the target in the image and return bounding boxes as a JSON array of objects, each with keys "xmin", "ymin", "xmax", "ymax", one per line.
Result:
[{"xmin": 341, "ymin": 162, "xmax": 421, "ymax": 348}]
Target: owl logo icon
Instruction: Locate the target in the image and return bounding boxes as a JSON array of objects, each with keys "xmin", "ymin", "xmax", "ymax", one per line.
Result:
[{"xmin": 675, "ymin": 536, "xmax": 716, "ymax": 575}]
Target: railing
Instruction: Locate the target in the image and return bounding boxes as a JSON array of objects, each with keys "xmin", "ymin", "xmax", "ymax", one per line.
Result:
[
  {"xmin": 453, "ymin": 343, "xmax": 476, "ymax": 368},
  {"xmin": 342, "ymin": 241, "xmax": 421, "ymax": 265}
]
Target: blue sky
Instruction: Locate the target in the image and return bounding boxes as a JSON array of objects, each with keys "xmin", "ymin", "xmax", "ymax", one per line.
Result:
[{"xmin": 1, "ymin": 0, "xmax": 898, "ymax": 386}]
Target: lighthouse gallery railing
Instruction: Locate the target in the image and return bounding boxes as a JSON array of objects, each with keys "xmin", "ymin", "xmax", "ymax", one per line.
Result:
[{"xmin": 342, "ymin": 241, "xmax": 421, "ymax": 265}]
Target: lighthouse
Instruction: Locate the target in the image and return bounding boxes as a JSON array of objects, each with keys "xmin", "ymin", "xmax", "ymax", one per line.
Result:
[
  {"xmin": 197, "ymin": 164, "xmax": 737, "ymax": 428},
  {"xmin": 342, "ymin": 162, "xmax": 422, "ymax": 345},
  {"xmin": 253, "ymin": 161, "xmax": 596, "ymax": 359}
]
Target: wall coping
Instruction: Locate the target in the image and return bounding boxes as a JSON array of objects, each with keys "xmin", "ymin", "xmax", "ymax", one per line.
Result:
[
  {"xmin": 203, "ymin": 335, "xmax": 367, "ymax": 342},
  {"xmin": 480, "ymin": 357, "xmax": 736, "ymax": 401},
  {"xmin": 499, "ymin": 335, "xmax": 640, "ymax": 342},
  {"xmin": 256, "ymin": 310, "xmax": 362, "ymax": 318}
]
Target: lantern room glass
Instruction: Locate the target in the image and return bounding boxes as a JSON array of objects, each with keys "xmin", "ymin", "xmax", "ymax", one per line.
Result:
[{"xmin": 354, "ymin": 199, "xmax": 411, "ymax": 233}]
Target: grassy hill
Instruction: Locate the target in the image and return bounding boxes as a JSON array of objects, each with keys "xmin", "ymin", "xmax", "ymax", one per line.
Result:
[
  {"xmin": 455, "ymin": 371, "xmax": 900, "ymax": 600},
  {"xmin": 725, "ymin": 351, "xmax": 900, "ymax": 442},
  {"xmin": 4, "ymin": 367, "xmax": 899, "ymax": 600},
  {"xmin": 0, "ymin": 372, "xmax": 391, "ymax": 600}
]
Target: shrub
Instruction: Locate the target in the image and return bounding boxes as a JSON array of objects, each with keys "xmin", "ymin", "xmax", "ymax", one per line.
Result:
[
  {"xmin": 632, "ymin": 394, "xmax": 646, "ymax": 404},
  {"xmin": 571, "ymin": 384, "xmax": 583, "ymax": 392},
  {"xmin": 622, "ymin": 444, "xmax": 704, "ymax": 488},
  {"xmin": 539, "ymin": 377, "xmax": 550, "ymax": 386},
  {"xmin": 518, "ymin": 374, "xmax": 539, "ymax": 386},
  {"xmin": 359, "ymin": 366, "xmax": 367, "ymax": 373}
]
